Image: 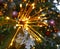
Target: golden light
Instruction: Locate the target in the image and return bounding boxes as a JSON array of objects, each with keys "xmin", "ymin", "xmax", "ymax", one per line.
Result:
[
  {"xmin": 40, "ymin": 7, "xmax": 43, "ymax": 12},
  {"xmin": 7, "ymin": 0, "xmax": 49, "ymax": 48},
  {"xmin": 31, "ymin": 3, "xmax": 35, "ymax": 9},
  {"xmin": 16, "ymin": 24, "xmax": 19, "ymax": 26},
  {"xmin": 20, "ymin": 4, "xmax": 22, "ymax": 8},
  {"xmin": 26, "ymin": 21, "xmax": 29, "ymax": 24},
  {"xmin": 36, "ymin": 38, "xmax": 42, "ymax": 43},
  {"xmin": 9, "ymin": 0, "xmax": 13, "ymax": 2},
  {"xmin": 41, "ymin": 14, "xmax": 46, "ymax": 16},
  {"xmin": 25, "ymin": 27, "xmax": 28, "ymax": 30},
  {"xmin": 43, "ymin": 22, "xmax": 47, "ymax": 25},
  {"xmin": 47, "ymin": 29, "xmax": 50, "ymax": 31},
  {"xmin": 9, "ymin": 38, "xmax": 14, "ymax": 48},
  {"xmin": 23, "ymin": 0, "xmax": 26, "ymax": 2},
  {"xmin": 31, "ymin": 3, "xmax": 35, "ymax": 6},
  {"xmin": 24, "ymin": 23, "xmax": 29, "ymax": 30},
  {"xmin": 39, "ymin": 25, "xmax": 43, "ymax": 27},
  {"xmin": 30, "ymin": 35, "xmax": 33, "ymax": 39},
  {"xmin": 25, "ymin": 18, "xmax": 29, "ymax": 20},
  {"xmin": 26, "ymin": 3, "xmax": 28, "ymax": 6},
  {"xmin": 58, "ymin": 14, "xmax": 60, "ymax": 17},
  {"xmin": 6, "ymin": 17, "xmax": 10, "ymax": 20},
  {"xmin": 32, "ymin": 6, "xmax": 35, "ymax": 9},
  {"xmin": 45, "ymin": 27, "xmax": 47, "ymax": 29},
  {"xmin": 4, "ymin": 3, "xmax": 7, "ymax": 8},
  {"xmin": 38, "ymin": 17, "xmax": 40, "ymax": 19},
  {"xmin": 46, "ymin": 7, "xmax": 48, "ymax": 10},
  {"xmin": 0, "ymin": 11, "xmax": 3, "ymax": 16},
  {"xmin": 38, "ymin": 38, "xmax": 41, "ymax": 41}
]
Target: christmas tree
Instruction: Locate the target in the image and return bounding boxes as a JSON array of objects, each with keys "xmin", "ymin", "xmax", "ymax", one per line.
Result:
[{"xmin": 0, "ymin": 0, "xmax": 60, "ymax": 49}]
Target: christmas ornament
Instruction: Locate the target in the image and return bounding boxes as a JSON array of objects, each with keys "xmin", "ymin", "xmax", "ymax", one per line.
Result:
[
  {"xmin": 12, "ymin": 11, "xmax": 18, "ymax": 18},
  {"xmin": 45, "ymin": 31, "xmax": 51, "ymax": 36},
  {"xmin": 49, "ymin": 19, "xmax": 55, "ymax": 26},
  {"xmin": 0, "ymin": 0, "xmax": 60, "ymax": 49}
]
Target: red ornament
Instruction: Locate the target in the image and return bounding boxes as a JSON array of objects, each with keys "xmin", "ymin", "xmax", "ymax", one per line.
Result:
[
  {"xmin": 55, "ymin": 29, "xmax": 58, "ymax": 33},
  {"xmin": 45, "ymin": 31, "xmax": 50, "ymax": 36}
]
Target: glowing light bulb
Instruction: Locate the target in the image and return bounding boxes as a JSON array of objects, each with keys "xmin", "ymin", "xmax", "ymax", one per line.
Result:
[
  {"xmin": 31, "ymin": 3, "xmax": 35, "ymax": 7},
  {"xmin": 39, "ymin": 25, "xmax": 43, "ymax": 27},
  {"xmin": 20, "ymin": 4, "xmax": 22, "ymax": 8},
  {"xmin": 40, "ymin": 7, "xmax": 43, "ymax": 12},
  {"xmin": 6, "ymin": 17, "xmax": 10, "ymax": 20},
  {"xmin": 44, "ymin": 20, "xmax": 48, "ymax": 23},
  {"xmin": 26, "ymin": 27, "xmax": 28, "ymax": 30},
  {"xmin": 16, "ymin": 24, "xmax": 19, "ymax": 26},
  {"xmin": 31, "ymin": 3, "xmax": 35, "ymax": 9},
  {"xmin": 32, "ymin": 6, "xmax": 35, "ymax": 9},
  {"xmin": 23, "ymin": 0, "xmax": 26, "ymax": 2},
  {"xmin": 38, "ymin": 17, "xmax": 40, "ymax": 19},
  {"xmin": 41, "ymin": 14, "xmax": 46, "ymax": 16}
]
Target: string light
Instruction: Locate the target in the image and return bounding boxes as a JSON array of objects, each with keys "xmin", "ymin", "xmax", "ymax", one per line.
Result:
[
  {"xmin": 31, "ymin": 3, "xmax": 35, "ymax": 9},
  {"xmin": 26, "ymin": 3, "xmax": 28, "ymax": 6},
  {"xmin": 40, "ymin": 7, "xmax": 43, "ymax": 12},
  {"xmin": 41, "ymin": 14, "xmax": 46, "ymax": 16},
  {"xmin": 32, "ymin": 6, "xmax": 35, "ymax": 9},
  {"xmin": 38, "ymin": 17, "xmax": 40, "ymax": 19},
  {"xmin": 16, "ymin": 24, "xmax": 19, "ymax": 27},
  {"xmin": 31, "ymin": 3, "xmax": 35, "ymax": 6},
  {"xmin": 20, "ymin": 4, "xmax": 22, "ymax": 8},
  {"xmin": 6, "ymin": 17, "xmax": 10, "ymax": 20},
  {"xmin": 23, "ymin": 0, "xmax": 26, "ymax": 2}
]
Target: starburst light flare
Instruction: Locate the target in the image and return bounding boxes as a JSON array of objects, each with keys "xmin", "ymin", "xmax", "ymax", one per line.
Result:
[{"xmin": 0, "ymin": 0, "xmax": 49, "ymax": 49}]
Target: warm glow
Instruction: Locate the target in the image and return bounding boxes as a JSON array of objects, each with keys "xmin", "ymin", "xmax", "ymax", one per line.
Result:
[
  {"xmin": 41, "ymin": 14, "xmax": 46, "ymax": 16},
  {"xmin": 6, "ymin": 17, "xmax": 10, "ymax": 20},
  {"xmin": 20, "ymin": 4, "xmax": 22, "ymax": 8},
  {"xmin": 26, "ymin": 3, "xmax": 28, "ymax": 6},
  {"xmin": 31, "ymin": 3, "xmax": 35, "ymax": 7},
  {"xmin": 32, "ymin": 6, "xmax": 35, "ymax": 9},
  {"xmin": 10, "ymin": 43, "xmax": 13, "ymax": 46},
  {"xmin": 40, "ymin": 7, "xmax": 43, "ymax": 12},
  {"xmin": 16, "ymin": 24, "xmax": 19, "ymax": 26},
  {"xmin": 23, "ymin": 0, "xmax": 26, "ymax": 2},
  {"xmin": 0, "ymin": 11, "xmax": 3, "ymax": 16},
  {"xmin": 38, "ymin": 17, "xmax": 40, "ymax": 19}
]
